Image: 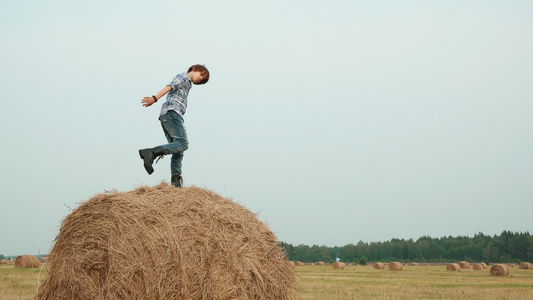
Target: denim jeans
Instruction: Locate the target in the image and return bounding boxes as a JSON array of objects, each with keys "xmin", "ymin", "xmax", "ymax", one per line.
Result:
[{"xmin": 158, "ymin": 111, "xmax": 188, "ymax": 175}]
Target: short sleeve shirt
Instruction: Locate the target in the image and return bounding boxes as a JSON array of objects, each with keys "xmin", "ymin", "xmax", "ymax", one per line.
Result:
[{"xmin": 159, "ymin": 72, "xmax": 192, "ymax": 119}]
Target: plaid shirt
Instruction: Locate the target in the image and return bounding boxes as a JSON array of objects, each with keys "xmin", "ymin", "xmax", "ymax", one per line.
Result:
[{"xmin": 159, "ymin": 72, "xmax": 192, "ymax": 119}]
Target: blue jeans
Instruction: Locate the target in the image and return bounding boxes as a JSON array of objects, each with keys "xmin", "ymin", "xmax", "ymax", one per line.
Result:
[{"xmin": 158, "ymin": 111, "xmax": 188, "ymax": 175}]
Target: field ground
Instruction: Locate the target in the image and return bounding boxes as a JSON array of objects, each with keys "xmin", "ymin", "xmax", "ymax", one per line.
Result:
[{"xmin": 1, "ymin": 264, "xmax": 533, "ymax": 299}]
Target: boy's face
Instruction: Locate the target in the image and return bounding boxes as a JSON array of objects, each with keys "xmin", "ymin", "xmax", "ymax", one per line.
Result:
[{"xmin": 189, "ymin": 71, "xmax": 204, "ymax": 84}]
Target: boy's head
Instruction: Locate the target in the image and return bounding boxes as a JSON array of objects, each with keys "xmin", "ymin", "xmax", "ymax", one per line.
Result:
[{"xmin": 188, "ymin": 64, "xmax": 210, "ymax": 85}]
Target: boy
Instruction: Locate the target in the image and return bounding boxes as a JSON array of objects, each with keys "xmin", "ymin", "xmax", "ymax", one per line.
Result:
[{"xmin": 139, "ymin": 64, "xmax": 210, "ymax": 187}]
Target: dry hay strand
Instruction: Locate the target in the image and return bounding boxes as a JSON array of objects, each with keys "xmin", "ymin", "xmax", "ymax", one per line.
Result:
[
  {"xmin": 388, "ymin": 262, "xmax": 403, "ymax": 271},
  {"xmin": 14, "ymin": 255, "xmax": 40, "ymax": 268},
  {"xmin": 406, "ymin": 262, "xmax": 419, "ymax": 266},
  {"xmin": 446, "ymin": 263, "xmax": 461, "ymax": 271},
  {"xmin": 0, "ymin": 259, "xmax": 8, "ymax": 264},
  {"xmin": 332, "ymin": 262, "xmax": 346, "ymax": 269},
  {"xmin": 519, "ymin": 262, "xmax": 532, "ymax": 269},
  {"xmin": 491, "ymin": 264, "xmax": 510, "ymax": 276},
  {"xmin": 473, "ymin": 263, "xmax": 484, "ymax": 270},
  {"xmin": 38, "ymin": 183, "xmax": 296, "ymax": 300},
  {"xmin": 458, "ymin": 261, "xmax": 471, "ymax": 269},
  {"xmin": 316, "ymin": 261, "xmax": 325, "ymax": 265},
  {"xmin": 373, "ymin": 262, "xmax": 385, "ymax": 269}
]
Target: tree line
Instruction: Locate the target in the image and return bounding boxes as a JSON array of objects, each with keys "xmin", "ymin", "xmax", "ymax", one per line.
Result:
[{"xmin": 281, "ymin": 231, "xmax": 533, "ymax": 264}]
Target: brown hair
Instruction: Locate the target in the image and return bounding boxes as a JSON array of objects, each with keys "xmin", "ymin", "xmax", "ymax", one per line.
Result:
[{"xmin": 188, "ymin": 64, "xmax": 210, "ymax": 84}]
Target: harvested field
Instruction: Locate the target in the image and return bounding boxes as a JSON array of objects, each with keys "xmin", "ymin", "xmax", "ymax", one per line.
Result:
[
  {"xmin": 4, "ymin": 263, "xmax": 533, "ymax": 299},
  {"xmin": 294, "ymin": 264, "xmax": 533, "ymax": 299}
]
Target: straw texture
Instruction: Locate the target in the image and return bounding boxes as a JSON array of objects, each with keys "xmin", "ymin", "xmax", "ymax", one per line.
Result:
[
  {"xmin": 446, "ymin": 263, "xmax": 461, "ymax": 271},
  {"xmin": 38, "ymin": 183, "xmax": 296, "ymax": 300},
  {"xmin": 490, "ymin": 264, "xmax": 509, "ymax": 276},
  {"xmin": 373, "ymin": 263, "xmax": 385, "ymax": 269},
  {"xmin": 458, "ymin": 261, "xmax": 471, "ymax": 269},
  {"xmin": 14, "ymin": 255, "xmax": 40, "ymax": 268},
  {"xmin": 388, "ymin": 262, "xmax": 403, "ymax": 271}
]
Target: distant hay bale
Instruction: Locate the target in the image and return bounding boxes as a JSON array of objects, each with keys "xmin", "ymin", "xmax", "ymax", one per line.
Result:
[
  {"xmin": 332, "ymin": 262, "xmax": 345, "ymax": 269},
  {"xmin": 388, "ymin": 262, "xmax": 403, "ymax": 271},
  {"xmin": 407, "ymin": 262, "xmax": 419, "ymax": 266},
  {"xmin": 481, "ymin": 263, "xmax": 487, "ymax": 269},
  {"xmin": 473, "ymin": 263, "xmax": 484, "ymax": 270},
  {"xmin": 491, "ymin": 264, "xmax": 509, "ymax": 276},
  {"xmin": 295, "ymin": 261, "xmax": 305, "ymax": 266},
  {"xmin": 446, "ymin": 263, "xmax": 461, "ymax": 271},
  {"xmin": 519, "ymin": 262, "xmax": 532, "ymax": 269},
  {"xmin": 509, "ymin": 264, "xmax": 516, "ymax": 267},
  {"xmin": 458, "ymin": 261, "xmax": 471, "ymax": 269},
  {"xmin": 316, "ymin": 261, "xmax": 325, "ymax": 265},
  {"xmin": 289, "ymin": 261, "xmax": 295, "ymax": 268},
  {"xmin": 38, "ymin": 184, "xmax": 296, "ymax": 300},
  {"xmin": 373, "ymin": 262, "xmax": 385, "ymax": 269},
  {"xmin": 14, "ymin": 255, "xmax": 40, "ymax": 268},
  {"xmin": 0, "ymin": 259, "xmax": 8, "ymax": 264}
]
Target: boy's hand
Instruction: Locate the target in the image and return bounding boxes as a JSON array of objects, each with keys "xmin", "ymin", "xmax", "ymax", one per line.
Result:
[{"xmin": 141, "ymin": 96, "xmax": 155, "ymax": 107}]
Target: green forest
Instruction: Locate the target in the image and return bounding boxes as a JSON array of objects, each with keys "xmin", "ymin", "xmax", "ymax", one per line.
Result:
[{"xmin": 282, "ymin": 231, "xmax": 533, "ymax": 264}]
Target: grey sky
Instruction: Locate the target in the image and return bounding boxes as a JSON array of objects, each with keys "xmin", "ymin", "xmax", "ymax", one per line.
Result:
[{"xmin": 1, "ymin": 0, "xmax": 532, "ymax": 256}]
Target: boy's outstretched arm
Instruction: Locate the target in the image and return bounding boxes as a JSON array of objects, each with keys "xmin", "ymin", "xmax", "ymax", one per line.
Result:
[{"xmin": 141, "ymin": 85, "xmax": 172, "ymax": 107}]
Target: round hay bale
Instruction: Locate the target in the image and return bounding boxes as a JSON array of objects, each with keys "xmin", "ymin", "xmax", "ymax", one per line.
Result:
[
  {"xmin": 316, "ymin": 261, "xmax": 325, "ymax": 265},
  {"xmin": 332, "ymin": 262, "xmax": 345, "ymax": 269},
  {"xmin": 473, "ymin": 263, "xmax": 484, "ymax": 270},
  {"xmin": 38, "ymin": 184, "xmax": 296, "ymax": 300},
  {"xmin": 289, "ymin": 261, "xmax": 295, "ymax": 268},
  {"xmin": 0, "ymin": 259, "xmax": 8, "ymax": 264},
  {"xmin": 519, "ymin": 262, "xmax": 532, "ymax": 269},
  {"xmin": 446, "ymin": 263, "xmax": 461, "ymax": 271},
  {"xmin": 509, "ymin": 264, "xmax": 516, "ymax": 267},
  {"xmin": 458, "ymin": 261, "xmax": 470, "ymax": 269},
  {"xmin": 481, "ymin": 263, "xmax": 487, "ymax": 269},
  {"xmin": 388, "ymin": 262, "xmax": 403, "ymax": 271},
  {"xmin": 407, "ymin": 262, "xmax": 419, "ymax": 266},
  {"xmin": 14, "ymin": 255, "xmax": 40, "ymax": 268},
  {"xmin": 373, "ymin": 262, "xmax": 385, "ymax": 269},
  {"xmin": 295, "ymin": 261, "xmax": 305, "ymax": 266},
  {"xmin": 491, "ymin": 264, "xmax": 509, "ymax": 276}
]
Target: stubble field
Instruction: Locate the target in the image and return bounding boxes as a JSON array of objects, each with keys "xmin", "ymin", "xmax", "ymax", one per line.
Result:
[{"xmin": 1, "ymin": 263, "xmax": 532, "ymax": 299}]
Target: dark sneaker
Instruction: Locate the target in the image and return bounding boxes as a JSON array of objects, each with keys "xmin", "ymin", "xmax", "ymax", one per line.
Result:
[{"xmin": 171, "ymin": 173, "xmax": 183, "ymax": 188}]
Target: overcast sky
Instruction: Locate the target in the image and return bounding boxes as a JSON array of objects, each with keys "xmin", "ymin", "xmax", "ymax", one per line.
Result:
[{"xmin": 1, "ymin": 0, "xmax": 532, "ymax": 256}]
